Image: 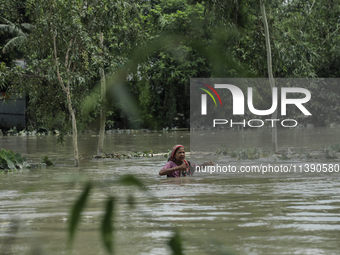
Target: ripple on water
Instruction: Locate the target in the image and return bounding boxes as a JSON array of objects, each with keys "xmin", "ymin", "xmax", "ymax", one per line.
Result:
[{"xmin": 1, "ymin": 131, "xmax": 340, "ymax": 254}]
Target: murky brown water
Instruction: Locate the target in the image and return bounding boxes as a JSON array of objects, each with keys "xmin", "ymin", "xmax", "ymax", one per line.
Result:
[{"xmin": 1, "ymin": 128, "xmax": 340, "ymax": 254}]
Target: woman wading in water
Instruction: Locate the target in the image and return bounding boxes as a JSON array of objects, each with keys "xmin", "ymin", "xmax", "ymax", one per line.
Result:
[{"xmin": 159, "ymin": 144, "xmax": 214, "ymax": 177}]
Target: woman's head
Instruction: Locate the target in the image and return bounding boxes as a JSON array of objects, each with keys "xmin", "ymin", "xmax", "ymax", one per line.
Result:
[
  {"xmin": 169, "ymin": 145, "xmax": 185, "ymax": 162},
  {"xmin": 174, "ymin": 147, "xmax": 185, "ymax": 163}
]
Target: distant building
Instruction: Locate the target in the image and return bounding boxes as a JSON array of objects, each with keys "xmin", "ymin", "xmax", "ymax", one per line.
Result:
[{"xmin": 0, "ymin": 60, "xmax": 27, "ymax": 130}]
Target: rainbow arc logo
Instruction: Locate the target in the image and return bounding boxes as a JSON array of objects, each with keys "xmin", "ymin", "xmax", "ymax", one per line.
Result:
[{"xmin": 196, "ymin": 82, "xmax": 222, "ymax": 115}]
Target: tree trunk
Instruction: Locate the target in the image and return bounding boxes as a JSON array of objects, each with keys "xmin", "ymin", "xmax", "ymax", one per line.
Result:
[
  {"xmin": 97, "ymin": 32, "xmax": 106, "ymax": 156},
  {"xmin": 53, "ymin": 34, "xmax": 79, "ymax": 166},
  {"xmin": 66, "ymin": 86, "xmax": 79, "ymax": 167},
  {"xmin": 260, "ymin": 0, "xmax": 278, "ymax": 152}
]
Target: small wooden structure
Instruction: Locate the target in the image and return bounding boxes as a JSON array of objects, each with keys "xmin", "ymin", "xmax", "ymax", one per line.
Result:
[
  {"xmin": 0, "ymin": 93, "xmax": 27, "ymax": 129},
  {"xmin": 0, "ymin": 60, "xmax": 27, "ymax": 130}
]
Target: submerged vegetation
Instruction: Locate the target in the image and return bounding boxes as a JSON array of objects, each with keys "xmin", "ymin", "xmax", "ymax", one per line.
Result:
[
  {"xmin": 0, "ymin": 149, "xmax": 29, "ymax": 171},
  {"xmin": 2, "ymin": 141, "xmax": 340, "ymax": 174},
  {"xmin": 215, "ymin": 143, "xmax": 340, "ymax": 161},
  {"xmin": 216, "ymin": 145, "xmax": 271, "ymax": 160},
  {"xmin": 0, "ymin": 149, "xmax": 54, "ymax": 172},
  {"xmin": 41, "ymin": 156, "xmax": 53, "ymax": 166},
  {"xmin": 94, "ymin": 150, "xmax": 155, "ymax": 159}
]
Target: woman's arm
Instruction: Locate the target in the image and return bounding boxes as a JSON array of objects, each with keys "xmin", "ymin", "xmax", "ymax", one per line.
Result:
[
  {"xmin": 189, "ymin": 161, "xmax": 214, "ymax": 176},
  {"xmin": 159, "ymin": 162, "xmax": 187, "ymax": 176},
  {"xmin": 198, "ymin": 161, "xmax": 214, "ymax": 167}
]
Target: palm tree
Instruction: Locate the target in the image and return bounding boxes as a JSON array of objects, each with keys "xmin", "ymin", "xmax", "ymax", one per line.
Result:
[{"xmin": 0, "ymin": 17, "xmax": 32, "ymax": 53}]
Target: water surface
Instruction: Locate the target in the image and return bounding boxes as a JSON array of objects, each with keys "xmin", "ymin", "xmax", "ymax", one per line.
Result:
[{"xmin": 1, "ymin": 128, "xmax": 340, "ymax": 254}]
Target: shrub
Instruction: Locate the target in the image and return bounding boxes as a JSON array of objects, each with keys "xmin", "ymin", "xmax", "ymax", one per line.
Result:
[{"xmin": 0, "ymin": 149, "xmax": 29, "ymax": 170}]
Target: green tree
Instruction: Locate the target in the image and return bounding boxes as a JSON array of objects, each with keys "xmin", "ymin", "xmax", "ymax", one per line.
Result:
[
  {"xmin": 121, "ymin": 0, "xmax": 246, "ymax": 128},
  {"xmin": 0, "ymin": 0, "xmax": 31, "ymax": 88},
  {"xmin": 1, "ymin": 0, "xmax": 144, "ymax": 165},
  {"xmin": 87, "ymin": 1, "xmax": 143, "ymax": 156},
  {"xmin": 0, "ymin": 17, "xmax": 32, "ymax": 54}
]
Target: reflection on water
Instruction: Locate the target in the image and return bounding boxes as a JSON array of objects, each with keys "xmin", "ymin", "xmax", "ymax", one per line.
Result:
[
  {"xmin": 0, "ymin": 131, "xmax": 190, "ymax": 162},
  {"xmin": 1, "ymin": 129, "xmax": 340, "ymax": 254},
  {"xmin": 191, "ymin": 126, "xmax": 340, "ymax": 153}
]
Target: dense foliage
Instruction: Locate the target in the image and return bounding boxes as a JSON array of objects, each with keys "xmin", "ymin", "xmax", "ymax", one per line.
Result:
[{"xmin": 1, "ymin": 0, "xmax": 340, "ymax": 131}]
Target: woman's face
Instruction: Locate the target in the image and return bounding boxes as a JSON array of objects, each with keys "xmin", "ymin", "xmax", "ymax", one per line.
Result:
[{"xmin": 174, "ymin": 147, "xmax": 185, "ymax": 162}]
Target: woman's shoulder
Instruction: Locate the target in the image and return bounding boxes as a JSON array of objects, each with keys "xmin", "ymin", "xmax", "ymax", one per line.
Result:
[{"xmin": 162, "ymin": 160, "xmax": 177, "ymax": 169}]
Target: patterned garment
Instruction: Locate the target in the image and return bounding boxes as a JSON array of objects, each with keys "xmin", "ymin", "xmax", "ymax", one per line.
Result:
[
  {"xmin": 162, "ymin": 161, "xmax": 182, "ymax": 177},
  {"xmin": 164, "ymin": 145, "xmax": 195, "ymax": 177}
]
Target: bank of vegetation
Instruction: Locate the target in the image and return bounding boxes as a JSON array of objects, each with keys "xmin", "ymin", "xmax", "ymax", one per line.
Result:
[{"xmin": 1, "ymin": 0, "xmax": 340, "ymax": 130}]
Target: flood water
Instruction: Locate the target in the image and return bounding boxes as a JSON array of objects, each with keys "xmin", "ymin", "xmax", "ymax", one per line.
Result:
[{"xmin": 1, "ymin": 128, "xmax": 340, "ymax": 255}]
